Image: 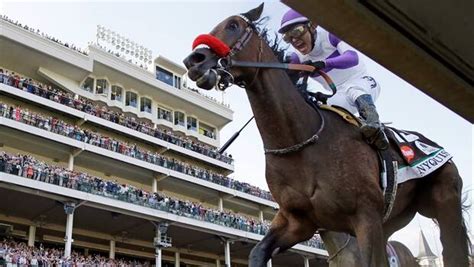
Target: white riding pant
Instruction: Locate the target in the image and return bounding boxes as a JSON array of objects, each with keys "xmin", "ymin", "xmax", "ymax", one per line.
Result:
[{"xmin": 326, "ymin": 75, "xmax": 381, "ymax": 114}]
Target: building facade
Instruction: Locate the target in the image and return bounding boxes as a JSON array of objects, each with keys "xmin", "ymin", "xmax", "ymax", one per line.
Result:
[{"xmin": 0, "ymin": 17, "xmax": 328, "ymax": 266}]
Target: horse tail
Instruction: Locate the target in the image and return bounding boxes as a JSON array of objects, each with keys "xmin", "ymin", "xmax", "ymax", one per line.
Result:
[{"xmin": 431, "ymin": 188, "xmax": 472, "ymax": 255}]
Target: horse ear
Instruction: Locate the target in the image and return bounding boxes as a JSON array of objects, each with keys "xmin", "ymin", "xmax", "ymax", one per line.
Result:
[{"xmin": 241, "ymin": 3, "xmax": 264, "ymax": 22}]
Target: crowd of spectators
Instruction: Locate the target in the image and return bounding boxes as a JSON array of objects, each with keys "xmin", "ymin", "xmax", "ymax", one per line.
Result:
[
  {"xmin": 0, "ymin": 101, "xmax": 272, "ymax": 201},
  {"xmin": 0, "ymin": 68, "xmax": 234, "ymax": 165},
  {"xmin": 1, "ymin": 15, "xmax": 88, "ymax": 56},
  {"xmin": 0, "ymin": 151, "xmax": 324, "ymax": 250},
  {"xmin": 0, "ymin": 238, "xmax": 150, "ymax": 266},
  {"xmin": 0, "ymin": 151, "xmax": 269, "ymax": 234}
]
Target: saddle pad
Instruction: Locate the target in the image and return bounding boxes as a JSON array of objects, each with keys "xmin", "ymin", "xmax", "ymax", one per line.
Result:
[{"xmin": 385, "ymin": 127, "xmax": 452, "ymax": 183}]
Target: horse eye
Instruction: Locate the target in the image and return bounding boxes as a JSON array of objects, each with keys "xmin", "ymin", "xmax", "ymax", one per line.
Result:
[{"xmin": 227, "ymin": 22, "xmax": 238, "ymax": 31}]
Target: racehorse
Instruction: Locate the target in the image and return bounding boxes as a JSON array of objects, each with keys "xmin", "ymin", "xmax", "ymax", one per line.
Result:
[{"xmin": 183, "ymin": 4, "xmax": 470, "ymax": 267}]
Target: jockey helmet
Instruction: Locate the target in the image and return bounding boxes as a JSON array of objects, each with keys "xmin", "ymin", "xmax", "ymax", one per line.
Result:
[{"xmin": 278, "ymin": 9, "xmax": 310, "ymax": 34}]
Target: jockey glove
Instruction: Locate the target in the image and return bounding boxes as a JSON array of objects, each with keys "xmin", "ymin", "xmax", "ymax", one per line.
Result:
[{"xmin": 303, "ymin": 60, "xmax": 326, "ymax": 73}]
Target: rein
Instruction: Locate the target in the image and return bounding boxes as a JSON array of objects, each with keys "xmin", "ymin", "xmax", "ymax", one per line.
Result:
[
  {"xmin": 231, "ymin": 60, "xmax": 337, "ymax": 95},
  {"xmin": 230, "ymin": 50, "xmax": 333, "ymax": 155},
  {"xmin": 228, "ymin": 58, "xmax": 337, "ymax": 155}
]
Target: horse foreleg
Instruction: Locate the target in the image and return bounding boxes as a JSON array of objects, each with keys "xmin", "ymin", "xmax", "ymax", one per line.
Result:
[
  {"xmin": 249, "ymin": 211, "xmax": 316, "ymax": 267},
  {"xmin": 353, "ymin": 212, "xmax": 388, "ymax": 267}
]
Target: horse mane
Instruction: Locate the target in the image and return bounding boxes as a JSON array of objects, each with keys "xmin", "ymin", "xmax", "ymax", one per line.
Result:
[
  {"xmin": 250, "ymin": 17, "xmax": 311, "ymax": 102},
  {"xmin": 252, "ymin": 16, "xmax": 289, "ymax": 63}
]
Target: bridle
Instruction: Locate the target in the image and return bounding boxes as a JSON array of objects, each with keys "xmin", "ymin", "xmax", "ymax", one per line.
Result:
[
  {"xmin": 191, "ymin": 14, "xmax": 337, "ymax": 155},
  {"xmin": 213, "ymin": 14, "xmax": 265, "ymax": 90}
]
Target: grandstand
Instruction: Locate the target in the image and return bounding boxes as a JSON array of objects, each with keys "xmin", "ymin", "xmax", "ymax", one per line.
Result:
[{"xmin": 0, "ymin": 17, "xmax": 328, "ymax": 266}]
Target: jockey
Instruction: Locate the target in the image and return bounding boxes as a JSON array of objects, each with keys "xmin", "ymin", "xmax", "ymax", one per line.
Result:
[{"xmin": 279, "ymin": 9, "xmax": 389, "ymax": 150}]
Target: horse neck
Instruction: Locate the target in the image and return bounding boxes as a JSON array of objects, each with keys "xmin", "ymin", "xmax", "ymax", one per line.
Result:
[{"xmin": 245, "ymin": 47, "xmax": 320, "ymax": 150}]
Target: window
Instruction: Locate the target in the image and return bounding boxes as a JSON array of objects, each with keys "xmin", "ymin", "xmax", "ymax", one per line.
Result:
[
  {"xmin": 125, "ymin": 91, "xmax": 137, "ymax": 108},
  {"xmin": 81, "ymin": 77, "xmax": 94, "ymax": 93},
  {"xmin": 96, "ymin": 79, "xmax": 108, "ymax": 95},
  {"xmin": 174, "ymin": 76, "xmax": 181, "ymax": 89},
  {"xmin": 111, "ymin": 85, "xmax": 123, "ymax": 102},
  {"xmin": 156, "ymin": 66, "xmax": 173, "ymax": 86},
  {"xmin": 157, "ymin": 107, "xmax": 172, "ymax": 122},
  {"xmin": 199, "ymin": 122, "xmax": 216, "ymax": 139},
  {"xmin": 174, "ymin": 111, "xmax": 185, "ymax": 126},
  {"xmin": 140, "ymin": 97, "xmax": 152, "ymax": 113},
  {"xmin": 187, "ymin": 117, "xmax": 197, "ymax": 131}
]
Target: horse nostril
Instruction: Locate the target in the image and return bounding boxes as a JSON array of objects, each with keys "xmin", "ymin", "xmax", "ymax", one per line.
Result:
[
  {"xmin": 193, "ymin": 52, "xmax": 206, "ymax": 63},
  {"xmin": 184, "ymin": 52, "xmax": 207, "ymax": 69}
]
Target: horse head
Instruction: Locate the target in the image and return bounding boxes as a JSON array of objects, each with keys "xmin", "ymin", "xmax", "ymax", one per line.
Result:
[{"xmin": 183, "ymin": 4, "xmax": 264, "ymax": 90}]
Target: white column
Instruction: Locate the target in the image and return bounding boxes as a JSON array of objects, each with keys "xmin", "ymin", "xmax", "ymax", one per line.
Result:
[
  {"xmin": 155, "ymin": 226, "xmax": 162, "ymax": 267},
  {"xmin": 304, "ymin": 256, "xmax": 310, "ymax": 267},
  {"xmin": 215, "ymin": 128, "xmax": 220, "ymax": 144},
  {"xmin": 267, "ymin": 259, "xmax": 272, "ymax": 267},
  {"xmin": 174, "ymin": 252, "xmax": 180, "ymax": 267},
  {"xmin": 155, "ymin": 248, "xmax": 162, "ymax": 267},
  {"xmin": 152, "ymin": 177, "xmax": 158, "ymax": 193},
  {"xmin": 259, "ymin": 210, "xmax": 264, "ymax": 222},
  {"xmin": 218, "ymin": 197, "xmax": 224, "ymax": 211},
  {"xmin": 109, "ymin": 240, "xmax": 116, "ymax": 259},
  {"xmin": 216, "ymin": 259, "xmax": 221, "ymax": 267},
  {"xmin": 68, "ymin": 154, "xmax": 74, "ymax": 171},
  {"xmin": 224, "ymin": 240, "xmax": 231, "ymax": 267},
  {"xmin": 64, "ymin": 203, "xmax": 75, "ymax": 258},
  {"xmin": 28, "ymin": 225, "xmax": 36, "ymax": 247}
]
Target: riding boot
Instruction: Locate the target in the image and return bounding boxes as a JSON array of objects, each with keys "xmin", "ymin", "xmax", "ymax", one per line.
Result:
[{"xmin": 355, "ymin": 94, "xmax": 389, "ymax": 150}]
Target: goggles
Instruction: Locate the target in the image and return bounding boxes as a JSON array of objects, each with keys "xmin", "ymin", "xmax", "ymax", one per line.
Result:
[{"xmin": 283, "ymin": 24, "xmax": 308, "ymax": 43}]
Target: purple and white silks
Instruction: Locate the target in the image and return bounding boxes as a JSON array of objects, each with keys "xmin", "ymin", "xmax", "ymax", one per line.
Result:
[
  {"xmin": 290, "ymin": 26, "xmax": 368, "ymax": 87},
  {"xmin": 289, "ymin": 27, "xmax": 380, "ymax": 114}
]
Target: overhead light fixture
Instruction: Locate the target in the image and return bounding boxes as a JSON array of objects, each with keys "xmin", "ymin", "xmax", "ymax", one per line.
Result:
[{"xmin": 95, "ymin": 25, "xmax": 154, "ymax": 66}]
